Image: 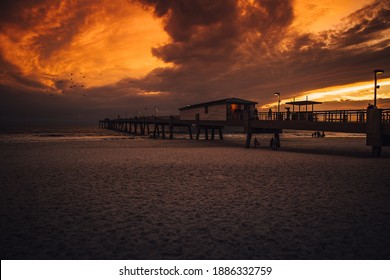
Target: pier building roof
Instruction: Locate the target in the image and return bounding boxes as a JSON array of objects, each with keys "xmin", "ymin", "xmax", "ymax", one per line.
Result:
[
  {"xmin": 179, "ymin": 98, "xmax": 257, "ymax": 110},
  {"xmin": 285, "ymin": 100, "xmax": 322, "ymax": 106}
]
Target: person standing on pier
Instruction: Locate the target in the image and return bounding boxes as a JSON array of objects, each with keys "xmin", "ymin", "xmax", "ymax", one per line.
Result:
[
  {"xmin": 268, "ymin": 108, "xmax": 272, "ymax": 120},
  {"xmin": 253, "ymin": 108, "xmax": 259, "ymax": 120},
  {"xmin": 286, "ymin": 107, "xmax": 291, "ymax": 120}
]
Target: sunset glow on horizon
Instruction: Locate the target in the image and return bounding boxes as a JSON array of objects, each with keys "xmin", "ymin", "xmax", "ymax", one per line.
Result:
[
  {"xmin": 262, "ymin": 78, "xmax": 390, "ymax": 110},
  {"xmin": 0, "ymin": 0, "xmax": 389, "ymax": 123}
]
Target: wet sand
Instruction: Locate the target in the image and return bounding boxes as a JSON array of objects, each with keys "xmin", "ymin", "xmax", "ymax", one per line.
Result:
[{"xmin": 1, "ymin": 136, "xmax": 390, "ymax": 259}]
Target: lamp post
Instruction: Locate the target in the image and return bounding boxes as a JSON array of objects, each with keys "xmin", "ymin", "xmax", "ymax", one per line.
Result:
[
  {"xmin": 374, "ymin": 69, "xmax": 384, "ymax": 107},
  {"xmin": 274, "ymin": 92, "xmax": 280, "ymax": 119}
]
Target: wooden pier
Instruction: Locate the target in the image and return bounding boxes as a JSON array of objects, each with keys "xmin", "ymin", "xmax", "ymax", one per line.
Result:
[
  {"xmin": 99, "ymin": 114, "xmax": 225, "ymax": 141},
  {"xmin": 100, "ymin": 108, "xmax": 390, "ymax": 157}
]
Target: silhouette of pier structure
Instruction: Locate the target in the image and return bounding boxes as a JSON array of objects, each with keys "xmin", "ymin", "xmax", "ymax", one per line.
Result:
[
  {"xmin": 99, "ymin": 107, "xmax": 390, "ymax": 156},
  {"xmin": 99, "ymin": 114, "xmax": 225, "ymax": 141}
]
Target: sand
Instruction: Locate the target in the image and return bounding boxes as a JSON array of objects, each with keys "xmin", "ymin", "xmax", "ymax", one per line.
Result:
[{"xmin": 0, "ymin": 134, "xmax": 390, "ymax": 259}]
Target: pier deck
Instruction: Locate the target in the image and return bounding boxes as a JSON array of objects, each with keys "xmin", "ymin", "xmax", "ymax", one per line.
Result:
[{"xmin": 99, "ymin": 108, "xmax": 390, "ymax": 156}]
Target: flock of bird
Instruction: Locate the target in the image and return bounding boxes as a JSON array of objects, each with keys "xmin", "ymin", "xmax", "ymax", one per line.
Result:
[
  {"xmin": 48, "ymin": 72, "xmax": 88, "ymax": 96},
  {"xmin": 69, "ymin": 72, "xmax": 86, "ymax": 89}
]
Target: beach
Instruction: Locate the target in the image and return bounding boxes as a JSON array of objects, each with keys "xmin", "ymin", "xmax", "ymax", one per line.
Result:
[{"xmin": 1, "ymin": 130, "xmax": 390, "ymax": 259}]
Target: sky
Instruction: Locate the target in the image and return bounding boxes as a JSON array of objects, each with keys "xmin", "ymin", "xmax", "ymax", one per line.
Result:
[{"xmin": 0, "ymin": 0, "xmax": 389, "ymax": 125}]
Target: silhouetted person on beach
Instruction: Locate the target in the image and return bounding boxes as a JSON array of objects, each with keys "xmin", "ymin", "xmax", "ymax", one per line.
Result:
[
  {"xmin": 254, "ymin": 137, "xmax": 259, "ymax": 148},
  {"xmin": 312, "ymin": 131, "xmax": 321, "ymax": 137},
  {"xmin": 275, "ymin": 134, "xmax": 280, "ymax": 149},
  {"xmin": 271, "ymin": 134, "xmax": 280, "ymax": 150}
]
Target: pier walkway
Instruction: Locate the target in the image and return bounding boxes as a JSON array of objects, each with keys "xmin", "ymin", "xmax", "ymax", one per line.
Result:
[{"xmin": 99, "ymin": 108, "xmax": 390, "ymax": 156}]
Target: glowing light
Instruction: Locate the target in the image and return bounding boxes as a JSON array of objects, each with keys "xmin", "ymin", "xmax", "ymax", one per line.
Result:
[
  {"xmin": 262, "ymin": 79, "xmax": 390, "ymax": 109},
  {"xmin": 141, "ymin": 91, "xmax": 163, "ymax": 95}
]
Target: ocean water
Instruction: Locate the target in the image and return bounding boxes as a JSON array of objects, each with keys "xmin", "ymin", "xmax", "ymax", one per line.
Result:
[
  {"xmin": 0, "ymin": 126, "xmax": 132, "ymax": 143},
  {"xmin": 0, "ymin": 125, "xmax": 366, "ymax": 144}
]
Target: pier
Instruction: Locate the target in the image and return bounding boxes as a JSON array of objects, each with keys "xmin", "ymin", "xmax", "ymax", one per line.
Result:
[{"xmin": 100, "ymin": 107, "xmax": 390, "ymax": 157}]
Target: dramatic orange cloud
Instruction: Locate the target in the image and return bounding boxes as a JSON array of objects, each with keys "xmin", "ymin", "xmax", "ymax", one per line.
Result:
[
  {"xmin": 293, "ymin": 0, "xmax": 373, "ymax": 33},
  {"xmin": 0, "ymin": 0, "xmax": 169, "ymax": 90}
]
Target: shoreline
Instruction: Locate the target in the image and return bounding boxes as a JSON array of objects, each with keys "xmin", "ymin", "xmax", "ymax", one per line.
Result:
[{"xmin": 1, "ymin": 135, "xmax": 389, "ymax": 158}]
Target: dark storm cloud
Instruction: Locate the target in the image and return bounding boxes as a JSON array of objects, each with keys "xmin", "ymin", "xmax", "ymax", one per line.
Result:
[
  {"xmin": 0, "ymin": 0, "xmax": 45, "ymax": 29},
  {"xmin": 143, "ymin": 0, "xmax": 238, "ymax": 42},
  {"xmin": 330, "ymin": 0, "xmax": 390, "ymax": 47},
  {"xmin": 127, "ymin": 0, "xmax": 296, "ymax": 107},
  {"xmin": 140, "ymin": 0, "xmax": 294, "ymax": 64},
  {"xmin": 130, "ymin": 0, "xmax": 390, "ymax": 107}
]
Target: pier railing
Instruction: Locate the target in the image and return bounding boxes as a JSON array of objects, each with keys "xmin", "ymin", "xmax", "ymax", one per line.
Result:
[
  {"xmin": 382, "ymin": 109, "xmax": 390, "ymax": 124},
  {"xmin": 257, "ymin": 109, "xmax": 390, "ymax": 124}
]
